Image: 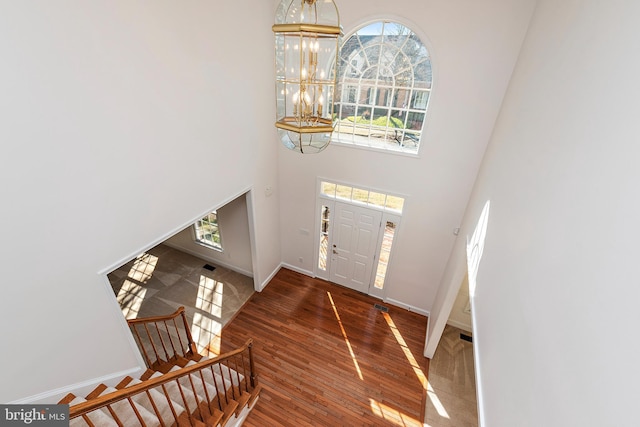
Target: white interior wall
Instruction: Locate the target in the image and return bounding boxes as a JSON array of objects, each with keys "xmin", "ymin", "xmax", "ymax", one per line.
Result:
[
  {"xmin": 164, "ymin": 193, "xmax": 253, "ymax": 277},
  {"xmin": 277, "ymin": 0, "xmax": 536, "ymax": 312},
  {"xmin": 0, "ymin": 0, "xmax": 279, "ymax": 403},
  {"xmin": 454, "ymin": 1, "xmax": 640, "ymax": 425},
  {"xmin": 447, "ymin": 274, "xmax": 471, "ymax": 332}
]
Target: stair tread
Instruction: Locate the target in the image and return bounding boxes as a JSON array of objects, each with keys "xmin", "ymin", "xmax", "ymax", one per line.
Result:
[
  {"xmin": 66, "ymin": 396, "xmax": 118, "ymax": 427},
  {"xmin": 98, "ymin": 386, "xmax": 160, "ymax": 427},
  {"xmin": 85, "ymin": 383, "xmax": 108, "ymax": 400},
  {"xmin": 220, "ymin": 399, "xmax": 239, "ymax": 426},
  {"xmin": 124, "ymin": 377, "xmax": 187, "ymax": 427},
  {"xmin": 234, "ymin": 391, "xmax": 252, "ymax": 416}
]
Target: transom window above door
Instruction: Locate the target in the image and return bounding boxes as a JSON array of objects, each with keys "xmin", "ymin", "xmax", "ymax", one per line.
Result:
[
  {"xmin": 320, "ymin": 181, "xmax": 404, "ymax": 213},
  {"xmin": 317, "ymin": 180, "xmax": 404, "ymax": 298},
  {"xmin": 333, "ymin": 21, "xmax": 432, "ymax": 155}
]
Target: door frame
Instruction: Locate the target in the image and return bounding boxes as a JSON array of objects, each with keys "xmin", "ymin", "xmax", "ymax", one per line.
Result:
[
  {"xmin": 313, "ymin": 179, "xmax": 405, "ymax": 299},
  {"xmin": 329, "ymin": 201, "xmax": 383, "ymax": 294}
]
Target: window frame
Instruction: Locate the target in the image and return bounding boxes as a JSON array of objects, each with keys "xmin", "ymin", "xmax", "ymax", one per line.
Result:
[
  {"xmin": 193, "ymin": 210, "xmax": 223, "ymax": 252},
  {"xmin": 332, "ymin": 20, "xmax": 433, "ymax": 156},
  {"xmin": 314, "ymin": 178, "xmax": 406, "ymax": 299}
]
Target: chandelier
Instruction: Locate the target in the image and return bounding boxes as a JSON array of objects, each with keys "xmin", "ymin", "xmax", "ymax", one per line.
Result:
[{"xmin": 273, "ymin": 0, "xmax": 342, "ymax": 154}]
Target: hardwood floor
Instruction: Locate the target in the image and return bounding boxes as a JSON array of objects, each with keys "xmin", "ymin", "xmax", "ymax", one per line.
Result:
[{"xmin": 216, "ymin": 268, "xmax": 429, "ymax": 426}]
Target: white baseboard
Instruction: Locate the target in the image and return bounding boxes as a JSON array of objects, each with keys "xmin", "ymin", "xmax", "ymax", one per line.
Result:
[
  {"xmin": 226, "ymin": 395, "xmax": 259, "ymax": 427},
  {"xmin": 446, "ymin": 318, "xmax": 473, "ymax": 333},
  {"xmin": 10, "ymin": 366, "xmax": 145, "ymax": 404},
  {"xmin": 163, "ymin": 242, "xmax": 253, "ymax": 277},
  {"xmin": 257, "ymin": 265, "xmax": 282, "ymax": 292},
  {"xmin": 384, "ymin": 298, "xmax": 430, "ymax": 317},
  {"xmin": 424, "ymin": 315, "xmax": 431, "ymax": 358},
  {"xmin": 256, "ymin": 263, "xmax": 314, "ymax": 292},
  {"xmin": 279, "ymin": 263, "xmax": 315, "ymax": 278}
]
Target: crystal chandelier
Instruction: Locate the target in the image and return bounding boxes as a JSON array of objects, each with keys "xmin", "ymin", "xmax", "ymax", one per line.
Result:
[{"xmin": 273, "ymin": 0, "xmax": 342, "ymax": 154}]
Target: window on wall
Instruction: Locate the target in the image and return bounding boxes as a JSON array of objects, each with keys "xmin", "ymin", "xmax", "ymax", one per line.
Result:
[
  {"xmin": 334, "ymin": 21, "xmax": 432, "ymax": 154},
  {"xmin": 316, "ymin": 180, "xmax": 403, "ymax": 294},
  {"xmin": 374, "ymin": 220, "xmax": 397, "ymax": 290},
  {"xmin": 318, "ymin": 205, "xmax": 331, "ymax": 271},
  {"xmin": 194, "ymin": 211, "xmax": 223, "ymax": 251},
  {"xmin": 320, "ymin": 181, "xmax": 404, "ymax": 213}
]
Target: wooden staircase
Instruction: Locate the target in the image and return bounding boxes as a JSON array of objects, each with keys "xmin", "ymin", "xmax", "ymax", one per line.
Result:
[{"xmin": 59, "ymin": 307, "xmax": 261, "ymax": 426}]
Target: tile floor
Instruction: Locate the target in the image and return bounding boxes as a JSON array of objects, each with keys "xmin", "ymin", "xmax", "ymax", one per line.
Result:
[
  {"xmin": 108, "ymin": 243, "xmax": 255, "ymax": 356},
  {"xmin": 426, "ymin": 325, "xmax": 478, "ymax": 427}
]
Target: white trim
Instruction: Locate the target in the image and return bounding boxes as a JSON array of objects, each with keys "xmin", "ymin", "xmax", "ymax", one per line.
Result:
[
  {"xmin": 256, "ymin": 264, "xmax": 282, "ymax": 292},
  {"xmin": 332, "ymin": 17, "xmax": 436, "ymax": 158},
  {"xmin": 10, "ymin": 366, "xmax": 144, "ymax": 404},
  {"xmin": 313, "ymin": 197, "xmax": 334, "ymax": 281},
  {"xmin": 369, "ymin": 213, "xmax": 402, "ymax": 300},
  {"xmin": 94, "ymin": 186, "xmax": 259, "ymax": 391},
  {"xmin": 97, "ymin": 186, "xmax": 255, "ymax": 276},
  {"xmin": 280, "ymin": 262, "xmax": 315, "ymax": 278},
  {"xmin": 244, "ymin": 189, "xmax": 261, "ymax": 292},
  {"xmin": 383, "ymin": 297, "xmax": 430, "ymax": 317},
  {"xmin": 446, "ymin": 319, "xmax": 473, "ymax": 333},
  {"xmin": 330, "ymin": 137, "xmax": 421, "ymax": 158},
  {"xmin": 424, "ymin": 315, "xmax": 431, "ymax": 358},
  {"xmin": 100, "ymin": 273, "xmax": 148, "ymax": 371},
  {"xmin": 423, "ymin": 241, "xmax": 468, "ymax": 358},
  {"xmin": 162, "ymin": 241, "xmax": 253, "ymax": 278},
  {"xmin": 470, "ymin": 294, "xmax": 485, "ymax": 427},
  {"xmin": 226, "ymin": 395, "xmax": 260, "ymax": 427}
]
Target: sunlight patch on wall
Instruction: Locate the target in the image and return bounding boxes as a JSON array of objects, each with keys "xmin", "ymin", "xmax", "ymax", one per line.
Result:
[{"xmin": 467, "ymin": 200, "xmax": 491, "ymax": 298}]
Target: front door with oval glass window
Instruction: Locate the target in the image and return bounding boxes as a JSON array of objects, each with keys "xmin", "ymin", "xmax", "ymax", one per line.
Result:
[{"xmin": 330, "ymin": 202, "xmax": 382, "ymax": 293}]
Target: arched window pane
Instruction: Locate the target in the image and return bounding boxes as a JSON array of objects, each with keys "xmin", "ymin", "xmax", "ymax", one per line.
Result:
[{"xmin": 334, "ymin": 21, "xmax": 432, "ymax": 154}]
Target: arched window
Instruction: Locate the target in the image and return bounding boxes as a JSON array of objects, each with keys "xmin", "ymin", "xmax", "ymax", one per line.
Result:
[{"xmin": 333, "ymin": 21, "xmax": 432, "ymax": 154}]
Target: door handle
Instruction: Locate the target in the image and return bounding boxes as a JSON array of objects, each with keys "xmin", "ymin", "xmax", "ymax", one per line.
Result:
[{"xmin": 332, "ymin": 249, "xmax": 338, "ymax": 254}]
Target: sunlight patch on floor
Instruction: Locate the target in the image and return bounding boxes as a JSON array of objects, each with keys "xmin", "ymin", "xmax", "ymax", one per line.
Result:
[
  {"xmin": 193, "ymin": 275, "xmax": 225, "ymax": 356},
  {"xmin": 382, "ymin": 312, "xmax": 427, "ymax": 388},
  {"xmin": 192, "ymin": 311, "xmax": 222, "ymax": 356},
  {"xmin": 196, "ymin": 276, "xmax": 223, "ymax": 317},
  {"xmin": 370, "ymin": 398, "xmax": 423, "ymax": 427},
  {"xmin": 128, "ymin": 252, "xmax": 158, "ymax": 283},
  {"xmin": 383, "ymin": 311, "xmax": 450, "ymax": 423},
  {"xmin": 426, "ymin": 381, "xmax": 450, "ymax": 419},
  {"xmin": 117, "ymin": 280, "xmax": 147, "ymax": 319},
  {"xmin": 327, "ymin": 291, "xmax": 364, "ymax": 380}
]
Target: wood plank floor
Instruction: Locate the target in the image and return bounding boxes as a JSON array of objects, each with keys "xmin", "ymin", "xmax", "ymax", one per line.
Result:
[{"xmin": 216, "ymin": 268, "xmax": 429, "ymax": 426}]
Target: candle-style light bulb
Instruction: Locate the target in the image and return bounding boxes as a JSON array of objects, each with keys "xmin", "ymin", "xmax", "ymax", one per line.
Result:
[
  {"xmin": 293, "ymin": 90, "xmax": 301, "ymax": 115},
  {"xmin": 318, "ymin": 94, "xmax": 324, "ymax": 116}
]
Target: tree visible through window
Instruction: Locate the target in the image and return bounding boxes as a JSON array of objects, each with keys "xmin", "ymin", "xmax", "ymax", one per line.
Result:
[
  {"xmin": 194, "ymin": 211, "xmax": 222, "ymax": 251},
  {"xmin": 334, "ymin": 21, "xmax": 432, "ymax": 154}
]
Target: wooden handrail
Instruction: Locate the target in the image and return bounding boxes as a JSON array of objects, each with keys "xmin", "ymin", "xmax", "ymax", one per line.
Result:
[
  {"xmin": 127, "ymin": 306, "xmax": 199, "ymax": 368},
  {"xmin": 69, "ymin": 339, "xmax": 256, "ymax": 419},
  {"xmin": 127, "ymin": 306, "xmax": 186, "ymax": 325}
]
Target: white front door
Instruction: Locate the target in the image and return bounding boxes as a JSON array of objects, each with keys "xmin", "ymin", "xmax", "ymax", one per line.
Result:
[{"xmin": 330, "ymin": 202, "xmax": 382, "ymax": 293}]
